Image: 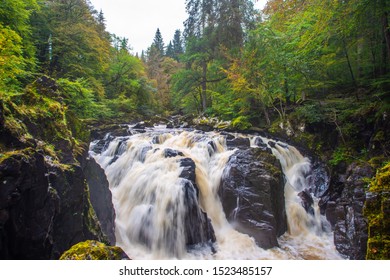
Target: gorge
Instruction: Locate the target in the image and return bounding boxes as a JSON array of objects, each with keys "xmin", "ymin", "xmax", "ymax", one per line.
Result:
[{"xmin": 89, "ymin": 123, "xmax": 344, "ymax": 259}]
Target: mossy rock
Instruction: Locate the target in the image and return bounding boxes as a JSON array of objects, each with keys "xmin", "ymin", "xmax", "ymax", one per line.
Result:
[
  {"xmin": 60, "ymin": 240, "xmax": 129, "ymax": 260},
  {"xmin": 364, "ymin": 162, "xmax": 390, "ymax": 260}
]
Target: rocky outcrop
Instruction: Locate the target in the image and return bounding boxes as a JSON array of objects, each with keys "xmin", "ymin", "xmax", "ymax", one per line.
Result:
[
  {"xmin": 219, "ymin": 148, "xmax": 286, "ymax": 249},
  {"xmin": 60, "ymin": 240, "xmax": 129, "ymax": 260},
  {"xmin": 0, "ymin": 77, "xmax": 119, "ymax": 260},
  {"xmin": 320, "ymin": 162, "xmax": 373, "ymax": 259},
  {"xmin": 179, "ymin": 158, "xmax": 216, "ymax": 250},
  {"xmin": 83, "ymin": 157, "xmax": 116, "ymax": 245},
  {"xmin": 0, "ymin": 150, "xmax": 106, "ymax": 259}
]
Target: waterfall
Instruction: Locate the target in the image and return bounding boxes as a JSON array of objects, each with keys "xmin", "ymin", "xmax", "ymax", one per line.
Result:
[
  {"xmin": 255, "ymin": 137, "xmax": 341, "ymax": 259},
  {"xmin": 89, "ymin": 126, "xmax": 342, "ymax": 260}
]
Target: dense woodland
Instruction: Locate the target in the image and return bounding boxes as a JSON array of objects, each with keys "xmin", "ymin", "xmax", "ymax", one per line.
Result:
[{"xmin": 0, "ymin": 0, "xmax": 389, "ymax": 259}]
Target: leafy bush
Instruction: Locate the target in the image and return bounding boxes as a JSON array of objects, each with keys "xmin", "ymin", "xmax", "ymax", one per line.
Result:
[{"xmin": 232, "ymin": 116, "xmax": 252, "ymax": 130}]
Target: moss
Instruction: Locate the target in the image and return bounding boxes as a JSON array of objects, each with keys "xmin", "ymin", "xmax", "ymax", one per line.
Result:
[
  {"xmin": 364, "ymin": 162, "xmax": 390, "ymax": 259},
  {"xmin": 369, "ymin": 163, "xmax": 390, "ymax": 192},
  {"xmin": 59, "ymin": 240, "xmax": 126, "ymax": 260},
  {"xmin": 0, "ymin": 148, "xmax": 34, "ymax": 164}
]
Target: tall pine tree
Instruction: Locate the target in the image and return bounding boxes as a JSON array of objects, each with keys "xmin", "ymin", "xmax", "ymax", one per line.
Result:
[{"xmin": 152, "ymin": 28, "xmax": 165, "ymax": 56}]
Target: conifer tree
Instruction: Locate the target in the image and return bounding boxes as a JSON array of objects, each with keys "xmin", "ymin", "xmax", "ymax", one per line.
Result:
[{"xmin": 152, "ymin": 28, "xmax": 165, "ymax": 56}]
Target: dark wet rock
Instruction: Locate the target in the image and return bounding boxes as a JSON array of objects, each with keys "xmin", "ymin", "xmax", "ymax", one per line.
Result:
[
  {"xmin": 268, "ymin": 141, "xmax": 288, "ymax": 149},
  {"xmin": 254, "ymin": 137, "xmax": 272, "ymax": 153},
  {"xmin": 178, "ymin": 158, "xmax": 216, "ymax": 249},
  {"xmin": 298, "ymin": 190, "xmax": 315, "ymax": 216},
  {"xmin": 321, "ymin": 162, "xmax": 373, "ymax": 259},
  {"xmin": 220, "ymin": 132, "xmax": 235, "ymax": 141},
  {"xmin": 90, "ymin": 124, "xmax": 132, "ymax": 141},
  {"xmin": 226, "ymin": 137, "xmax": 250, "ymax": 150},
  {"xmin": 0, "ymin": 151, "xmax": 105, "ymax": 259},
  {"xmin": 84, "ymin": 157, "xmax": 116, "ymax": 245},
  {"xmin": 219, "ymin": 148, "xmax": 286, "ymax": 249},
  {"xmin": 139, "ymin": 146, "xmax": 152, "ymax": 163},
  {"xmin": 268, "ymin": 141, "xmax": 276, "ymax": 148},
  {"xmin": 194, "ymin": 124, "xmax": 213, "ymax": 132},
  {"xmin": 164, "ymin": 148, "xmax": 184, "ymax": 158},
  {"xmin": 179, "ymin": 158, "xmax": 197, "ymax": 184},
  {"xmin": 207, "ymin": 141, "xmax": 217, "ymax": 156},
  {"xmin": 132, "ymin": 122, "xmax": 146, "ymax": 129},
  {"xmin": 307, "ymin": 161, "xmax": 330, "ymax": 198}
]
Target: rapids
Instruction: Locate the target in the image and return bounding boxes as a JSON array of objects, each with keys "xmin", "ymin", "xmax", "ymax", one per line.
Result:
[{"xmin": 89, "ymin": 125, "xmax": 343, "ymax": 260}]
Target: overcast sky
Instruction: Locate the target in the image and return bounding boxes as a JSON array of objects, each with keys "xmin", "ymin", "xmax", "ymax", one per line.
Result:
[{"xmin": 89, "ymin": 0, "xmax": 268, "ymax": 55}]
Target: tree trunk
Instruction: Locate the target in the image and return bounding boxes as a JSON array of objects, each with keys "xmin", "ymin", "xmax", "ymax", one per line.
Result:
[{"xmin": 343, "ymin": 39, "xmax": 359, "ymax": 100}]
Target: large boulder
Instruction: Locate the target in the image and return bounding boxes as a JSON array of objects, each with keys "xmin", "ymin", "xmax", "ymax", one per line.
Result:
[{"xmin": 219, "ymin": 148, "xmax": 286, "ymax": 249}]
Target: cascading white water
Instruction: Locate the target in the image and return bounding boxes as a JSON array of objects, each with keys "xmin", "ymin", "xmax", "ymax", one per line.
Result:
[
  {"xmin": 90, "ymin": 126, "xmax": 343, "ymax": 260},
  {"xmin": 254, "ymin": 137, "xmax": 342, "ymax": 259}
]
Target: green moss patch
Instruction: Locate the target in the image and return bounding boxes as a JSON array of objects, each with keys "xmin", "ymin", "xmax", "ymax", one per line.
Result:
[
  {"xmin": 60, "ymin": 240, "xmax": 127, "ymax": 260},
  {"xmin": 364, "ymin": 162, "xmax": 390, "ymax": 259}
]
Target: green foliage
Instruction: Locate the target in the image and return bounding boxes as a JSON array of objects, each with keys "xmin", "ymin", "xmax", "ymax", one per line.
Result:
[
  {"xmin": 0, "ymin": 0, "xmax": 38, "ymax": 64},
  {"xmin": 232, "ymin": 115, "xmax": 252, "ymax": 130},
  {"xmin": 0, "ymin": 24, "xmax": 25, "ymax": 90},
  {"xmin": 329, "ymin": 147, "xmax": 352, "ymax": 166},
  {"xmin": 294, "ymin": 103, "xmax": 326, "ymax": 124},
  {"xmin": 57, "ymin": 78, "xmax": 109, "ymax": 119}
]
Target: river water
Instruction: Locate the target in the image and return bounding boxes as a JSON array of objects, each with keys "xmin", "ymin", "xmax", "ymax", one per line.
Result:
[{"xmin": 90, "ymin": 125, "xmax": 343, "ymax": 260}]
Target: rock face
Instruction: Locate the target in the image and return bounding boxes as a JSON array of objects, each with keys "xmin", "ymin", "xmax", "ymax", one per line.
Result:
[
  {"xmin": 0, "ymin": 150, "xmax": 106, "ymax": 259},
  {"xmin": 178, "ymin": 158, "xmax": 216, "ymax": 248},
  {"xmin": 219, "ymin": 148, "xmax": 286, "ymax": 249},
  {"xmin": 320, "ymin": 162, "xmax": 373, "ymax": 259},
  {"xmin": 83, "ymin": 157, "xmax": 116, "ymax": 245}
]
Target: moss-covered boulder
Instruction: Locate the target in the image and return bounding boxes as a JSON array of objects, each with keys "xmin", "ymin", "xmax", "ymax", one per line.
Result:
[
  {"xmin": 60, "ymin": 240, "xmax": 128, "ymax": 260},
  {"xmin": 364, "ymin": 162, "xmax": 390, "ymax": 260}
]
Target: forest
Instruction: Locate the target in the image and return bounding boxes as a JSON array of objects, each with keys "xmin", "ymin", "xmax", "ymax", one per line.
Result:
[{"xmin": 0, "ymin": 0, "xmax": 389, "ymax": 260}]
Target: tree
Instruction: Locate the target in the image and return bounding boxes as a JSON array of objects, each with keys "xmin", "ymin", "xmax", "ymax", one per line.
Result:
[
  {"xmin": 172, "ymin": 29, "xmax": 184, "ymax": 60},
  {"xmin": 181, "ymin": 0, "xmax": 256, "ymax": 113},
  {"xmin": 166, "ymin": 41, "xmax": 174, "ymax": 59},
  {"xmin": 0, "ymin": 0, "xmax": 38, "ymax": 90},
  {"xmin": 33, "ymin": 0, "xmax": 111, "ymax": 86},
  {"xmin": 152, "ymin": 28, "xmax": 165, "ymax": 56}
]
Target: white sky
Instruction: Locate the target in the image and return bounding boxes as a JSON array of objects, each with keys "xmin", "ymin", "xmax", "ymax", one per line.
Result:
[{"xmin": 89, "ymin": 0, "xmax": 268, "ymax": 55}]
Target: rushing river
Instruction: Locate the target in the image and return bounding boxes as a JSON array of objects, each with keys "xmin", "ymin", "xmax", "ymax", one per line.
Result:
[{"xmin": 89, "ymin": 125, "xmax": 343, "ymax": 260}]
